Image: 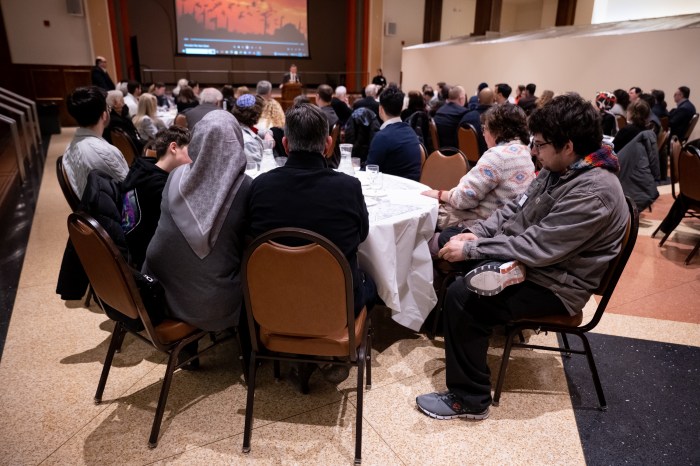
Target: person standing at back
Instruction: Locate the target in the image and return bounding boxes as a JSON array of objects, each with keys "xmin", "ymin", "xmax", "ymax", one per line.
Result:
[{"xmin": 91, "ymin": 56, "xmax": 115, "ymax": 91}]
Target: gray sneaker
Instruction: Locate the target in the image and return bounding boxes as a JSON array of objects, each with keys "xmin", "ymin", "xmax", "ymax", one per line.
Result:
[
  {"xmin": 464, "ymin": 260, "xmax": 526, "ymax": 296},
  {"xmin": 416, "ymin": 391, "xmax": 490, "ymax": 420}
]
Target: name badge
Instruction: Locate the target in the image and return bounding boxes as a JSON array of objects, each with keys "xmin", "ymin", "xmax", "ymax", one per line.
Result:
[{"xmin": 518, "ymin": 194, "xmax": 528, "ymax": 207}]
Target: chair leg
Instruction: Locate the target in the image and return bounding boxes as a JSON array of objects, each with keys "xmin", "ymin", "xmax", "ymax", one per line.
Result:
[
  {"xmin": 94, "ymin": 322, "xmax": 125, "ymax": 404},
  {"xmin": 148, "ymin": 343, "xmax": 185, "ymax": 448},
  {"xmin": 658, "ymin": 230, "xmax": 672, "ymax": 247},
  {"xmin": 561, "ymin": 333, "xmax": 572, "ymax": 358},
  {"xmin": 233, "ymin": 330, "xmax": 248, "ymax": 385},
  {"xmin": 651, "ymin": 223, "xmax": 662, "ymax": 238},
  {"xmin": 355, "ymin": 346, "xmax": 366, "ymax": 465},
  {"xmin": 242, "ymin": 352, "xmax": 259, "ymax": 453},
  {"xmin": 84, "ymin": 285, "xmax": 94, "ymax": 307},
  {"xmin": 492, "ymin": 327, "xmax": 518, "ymax": 407},
  {"xmin": 684, "ymin": 239, "xmax": 700, "ymax": 265},
  {"xmin": 365, "ymin": 330, "xmax": 372, "ymax": 390},
  {"xmin": 114, "ymin": 327, "xmax": 127, "ymax": 354},
  {"xmin": 578, "ymin": 333, "xmax": 607, "ymax": 411}
]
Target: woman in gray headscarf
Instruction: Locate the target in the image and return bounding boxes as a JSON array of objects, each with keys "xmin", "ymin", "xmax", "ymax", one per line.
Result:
[{"xmin": 144, "ymin": 110, "xmax": 251, "ymax": 332}]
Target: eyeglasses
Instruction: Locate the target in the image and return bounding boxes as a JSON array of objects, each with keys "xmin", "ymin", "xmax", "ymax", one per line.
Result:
[{"xmin": 530, "ymin": 140, "xmax": 553, "ymax": 151}]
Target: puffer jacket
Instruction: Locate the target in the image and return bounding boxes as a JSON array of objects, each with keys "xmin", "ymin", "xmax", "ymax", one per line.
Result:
[{"xmin": 616, "ymin": 130, "xmax": 660, "ymax": 211}]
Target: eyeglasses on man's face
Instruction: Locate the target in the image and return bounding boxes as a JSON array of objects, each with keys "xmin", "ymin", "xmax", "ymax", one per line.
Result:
[{"xmin": 530, "ymin": 140, "xmax": 553, "ymax": 151}]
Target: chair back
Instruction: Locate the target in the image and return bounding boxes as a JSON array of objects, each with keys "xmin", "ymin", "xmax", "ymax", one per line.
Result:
[
  {"xmin": 657, "ymin": 128, "xmax": 670, "ymax": 153},
  {"xmin": 458, "ymin": 124, "xmax": 480, "ymax": 164},
  {"xmin": 419, "ymin": 149, "xmax": 469, "ymax": 190},
  {"xmin": 242, "ymin": 228, "xmax": 359, "ymax": 359},
  {"xmin": 660, "ymin": 115, "xmax": 669, "ymax": 133},
  {"xmin": 56, "ymin": 155, "xmax": 80, "ymax": 211},
  {"xmin": 419, "ymin": 143, "xmax": 427, "ymax": 170},
  {"xmin": 110, "ymin": 127, "xmax": 138, "ymax": 167},
  {"xmin": 678, "ymin": 144, "xmax": 700, "ymax": 202},
  {"xmin": 67, "ymin": 212, "xmax": 164, "ymax": 346},
  {"xmin": 669, "ymin": 135, "xmax": 682, "ymax": 198},
  {"xmin": 174, "ymin": 113, "xmax": 188, "ymax": 128},
  {"xmin": 325, "ymin": 122, "xmax": 341, "ymax": 157},
  {"xmin": 585, "ymin": 196, "xmax": 639, "ymax": 330},
  {"xmin": 428, "ymin": 118, "xmax": 440, "ymax": 153},
  {"xmin": 616, "ymin": 114, "xmax": 627, "ymax": 131},
  {"xmin": 682, "ymin": 113, "xmax": 699, "ymax": 143}
]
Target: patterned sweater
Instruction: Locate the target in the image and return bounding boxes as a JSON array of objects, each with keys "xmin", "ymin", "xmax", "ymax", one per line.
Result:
[{"xmin": 447, "ymin": 140, "xmax": 535, "ymax": 225}]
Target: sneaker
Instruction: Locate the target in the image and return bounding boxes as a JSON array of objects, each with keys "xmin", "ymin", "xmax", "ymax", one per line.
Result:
[
  {"xmin": 319, "ymin": 363, "xmax": 351, "ymax": 384},
  {"xmin": 416, "ymin": 391, "xmax": 490, "ymax": 420},
  {"xmin": 464, "ymin": 260, "xmax": 526, "ymax": 296}
]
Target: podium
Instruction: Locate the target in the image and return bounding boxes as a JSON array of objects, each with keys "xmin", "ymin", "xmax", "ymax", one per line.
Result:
[{"xmin": 280, "ymin": 82, "xmax": 303, "ymax": 111}]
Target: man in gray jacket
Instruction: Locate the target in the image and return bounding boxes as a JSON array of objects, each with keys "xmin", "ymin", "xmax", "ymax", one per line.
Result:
[{"xmin": 417, "ymin": 93, "xmax": 629, "ymax": 420}]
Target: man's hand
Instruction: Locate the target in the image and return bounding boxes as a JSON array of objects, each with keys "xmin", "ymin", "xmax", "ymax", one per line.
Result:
[
  {"xmin": 438, "ymin": 239, "xmax": 467, "ymax": 262},
  {"xmin": 451, "ymin": 232, "xmax": 478, "ymax": 242}
]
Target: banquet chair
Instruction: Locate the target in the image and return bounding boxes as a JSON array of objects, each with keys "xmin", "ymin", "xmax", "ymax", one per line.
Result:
[
  {"xmin": 324, "ymin": 122, "xmax": 342, "ymax": 168},
  {"xmin": 429, "ymin": 118, "xmax": 440, "ymax": 153},
  {"xmin": 419, "ymin": 149, "xmax": 468, "ymax": 191},
  {"xmin": 110, "ymin": 127, "xmax": 138, "ymax": 167},
  {"xmin": 657, "ymin": 128, "xmax": 670, "ymax": 154},
  {"xmin": 57, "ymin": 155, "xmax": 95, "ymax": 306},
  {"xmin": 241, "ymin": 228, "xmax": 372, "ymax": 465},
  {"xmin": 174, "ymin": 113, "xmax": 188, "ymax": 128},
  {"xmin": 652, "ymin": 135, "xmax": 682, "ymax": 237},
  {"xmin": 616, "ymin": 114, "xmax": 627, "ymax": 131},
  {"xmin": 56, "ymin": 155, "xmax": 80, "ymax": 211},
  {"xmin": 493, "ymin": 197, "xmax": 639, "ymax": 411},
  {"xmin": 67, "ymin": 211, "xmax": 245, "ymax": 448},
  {"xmin": 660, "ymin": 115, "xmax": 669, "ymax": 133},
  {"xmin": 419, "ymin": 143, "xmax": 427, "ymax": 170},
  {"xmin": 458, "ymin": 124, "xmax": 480, "ymax": 167},
  {"xmin": 681, "ymin": 113, "xmax": 699, "ymax": 144},
  {"xmin": 653, "ymin": 144, "xmax": 700, "ymax": 264}
]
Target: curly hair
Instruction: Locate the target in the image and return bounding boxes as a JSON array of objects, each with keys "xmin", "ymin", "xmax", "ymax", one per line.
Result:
[
  {"xmin": 528, "ymin": 93, "xmax": 602, "ymax": 156},
  {"xmin": 232, "ymin": 94, "xmax": 264, "ymax": 127},
  {"xmin": 482, "ymin": 104, "xmax": 529, "ymax": 145}
]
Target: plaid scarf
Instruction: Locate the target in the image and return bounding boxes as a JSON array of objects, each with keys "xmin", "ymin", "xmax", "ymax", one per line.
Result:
[{"xmin": 569, "ymin": 145, "xmax": 620, "ymax": 174}]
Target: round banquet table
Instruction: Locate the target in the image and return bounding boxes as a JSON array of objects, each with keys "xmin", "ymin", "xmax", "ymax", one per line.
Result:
[{"xmin": 356, "ymin": 171, "xmax": 438, "ymax": 331}]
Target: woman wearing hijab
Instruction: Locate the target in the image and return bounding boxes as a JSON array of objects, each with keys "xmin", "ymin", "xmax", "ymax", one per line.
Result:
[{"xmin": 144, "ymin": 110, "xmax": 251, "ymax": 334}]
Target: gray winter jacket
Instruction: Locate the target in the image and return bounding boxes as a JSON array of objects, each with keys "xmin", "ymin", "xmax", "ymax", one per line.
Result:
[
  {"xmin": 616, "ymin": 130, "xmax": 660, "ymax": 211},
  {"xmin": 463, "ymin": 165, "xmax": 628, "ymax": 315}
]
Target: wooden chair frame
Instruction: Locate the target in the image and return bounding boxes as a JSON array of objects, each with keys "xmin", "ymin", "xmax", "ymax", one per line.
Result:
[
  {"xmin": 492, "ymin": 197, "xmax": 639, "ymax": 411},
  {"xmin": 241, "ymin": 228, "xmax": 372, "ymax": 465},
  {"xmin": 458, "ymin": 123, "xmax": 480, "ymax": 167},
  {"xmin": 110, "ymin": 127, "xmax": 139, "ymax": 167}
]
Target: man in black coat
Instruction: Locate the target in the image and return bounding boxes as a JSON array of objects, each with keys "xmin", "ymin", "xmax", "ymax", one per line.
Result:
[
  {"xmin": 352, "ymin": 84, "xmax": 381, "ymax": 122},
  {"xmin": 433, "ymin": 85, "xmax": 467, "ymax": 148},
  {"xmin": 669, "ymin": 86, "xmax": 697, "ymax": 140},
  {"xmin": 91, "ymin": 56, "xmax": 115, "ymax": 91}
]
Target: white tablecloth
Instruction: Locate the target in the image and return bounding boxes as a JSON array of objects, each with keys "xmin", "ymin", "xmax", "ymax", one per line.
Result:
[
  {"xmin": 356, "ymin": 172, "xmax": 438, "ymax": 331},
  {"xmin": 157, "ymin": 109, "xmax": 178, "ymax": 127}
]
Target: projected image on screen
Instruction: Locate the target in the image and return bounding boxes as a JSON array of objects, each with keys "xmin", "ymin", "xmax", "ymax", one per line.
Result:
[{"xmin": 175, "ymin": 0, "xmax": 309, "ymax": 57}]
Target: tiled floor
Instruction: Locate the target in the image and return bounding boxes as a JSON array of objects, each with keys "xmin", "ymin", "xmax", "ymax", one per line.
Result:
[{"xmin": 0, "ymin": 130, "xmax": 698, "ymax": 465}]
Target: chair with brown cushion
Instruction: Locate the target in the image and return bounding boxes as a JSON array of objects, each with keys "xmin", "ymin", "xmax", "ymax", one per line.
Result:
[
  {"xmin": 110, "ymin": 127, "xmax": 138, "ymax": 167},
  {"xmin": 67, "ymin": 211, "xmax": 244, "ymax": 448},
  {"xmin": 653, "ymin": 144, "xmax": 700, "ymax": 264},
  {"xmin": 241, "ymin": 228, "xmax": 372, "ymax": 465},
  {"xmin": 493, "ymin": 196, "xmax": 639, "ymax": 411},
  {"xmin": 419, "ymin": 149, "xmax": 469, "ymax": 191},
  {"xmin": 174, "ymin": 113, "xmax": 188, "ymax": 129},
  {"xmin": 429, "ymin": 117, "xmax": 440, "ymax": 154},
  {"xmin": 660, "ymin": 115, "xmax": 669, "ymax": 133},
  {"xmin": 458, "ymin": 124, "xmax": 480, "ymax": 167},
  {"xmin": 56, "ymin": 155, "xmax": 80, "ymax": 211},
  {"xmin": 616, "ymin": 114, "xmax": 627, "ymax": 131}
]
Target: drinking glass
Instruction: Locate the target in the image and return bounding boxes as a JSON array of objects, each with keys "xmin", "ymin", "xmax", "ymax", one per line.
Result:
[
  {"xmin": 351, "ymin": 157, "xmax": 361, "ymax": 173},
  {"xmin": 262, "ymin": 139, "xmax": 275, "ymax": 151},
  {"xmin": 366, "ymin": 164, "xmax": 379, "ymax": 186}
]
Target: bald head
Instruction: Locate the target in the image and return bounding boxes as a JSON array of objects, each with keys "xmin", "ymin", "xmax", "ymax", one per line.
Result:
[{"xmin": 478, "ymin": 88, "xmax": 494, "ymax": 106}]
